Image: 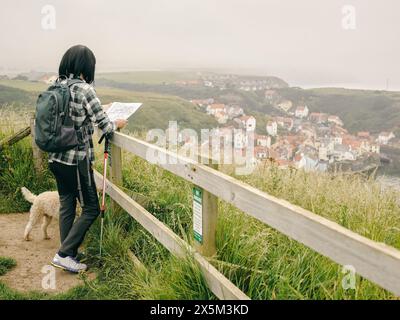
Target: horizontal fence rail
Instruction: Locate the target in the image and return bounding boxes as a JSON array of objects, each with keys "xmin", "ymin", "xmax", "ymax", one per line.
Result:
[
  {"xmin": 102, "ymin": 130, "xmax": 400, "ymax": 297},
  {"xmin": 92, "ymin": 170, "xmax": 250, "ymax": 300},
  {"xmin": 0, "ymin": 126, "xmax": 30, "ymax": 151}
]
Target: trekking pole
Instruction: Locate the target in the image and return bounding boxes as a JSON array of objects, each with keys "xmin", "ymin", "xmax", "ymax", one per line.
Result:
[{"xmin": 98, "ymin": 133, "xmax": 111, "ymax": 257}]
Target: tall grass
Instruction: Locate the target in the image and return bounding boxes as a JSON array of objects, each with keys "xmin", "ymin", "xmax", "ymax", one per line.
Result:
[
  {"xmin": 115, "ymin": 154, "xmax": 399, "ymax": 299},
  {"xmin": 239, "ymin": 164, "xmax": 400, "ymax": 249},
  {"xmin": 1, "ymin": 114, "xmax": 399, "ymax": 299},
  {"xmin": 0, "ymin": 104, "xmax": 33, "ymax": 132},
  {"xmin": 0, "ymin": 124, "xmax": 55, "ymax": 213}
]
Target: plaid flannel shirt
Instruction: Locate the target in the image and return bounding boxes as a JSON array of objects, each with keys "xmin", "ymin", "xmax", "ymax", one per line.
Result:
[{"xmin": 48, "ymin": 81, "xmax": 115, "ymax": 166}]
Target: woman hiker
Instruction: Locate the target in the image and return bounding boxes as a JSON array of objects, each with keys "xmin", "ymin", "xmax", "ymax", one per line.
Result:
[{"xmin": 49, "ymin": 45, "xmax": 127, "ymax": 273}]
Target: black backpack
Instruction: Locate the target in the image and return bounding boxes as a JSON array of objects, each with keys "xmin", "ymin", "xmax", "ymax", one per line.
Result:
[{"xmin": 34, "ymin": 78, "xmax": 82, "ymax": 153}]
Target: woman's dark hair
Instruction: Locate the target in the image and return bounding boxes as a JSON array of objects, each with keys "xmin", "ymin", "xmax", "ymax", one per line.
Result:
[{"xmin": 58, "ymin": 45, "xmax": 96, "ymax": 83}]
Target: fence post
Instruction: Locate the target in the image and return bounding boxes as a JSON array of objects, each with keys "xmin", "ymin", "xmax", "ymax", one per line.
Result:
[
  {"xmin": 30, "ymin": 117, "xmax": 44, "ymax": 174},
  {"xmin": 110, "ymin": 129, "xmax": 123, "ymax": 213},
  {"xmin": 193, "ymin": 158, "xmax": 218, "ymax": 257}
]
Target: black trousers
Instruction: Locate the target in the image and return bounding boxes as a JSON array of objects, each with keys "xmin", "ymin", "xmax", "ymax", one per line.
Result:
[{"xmin": 49, "ymin": 160, "xmax": 100, "ymax": 257}]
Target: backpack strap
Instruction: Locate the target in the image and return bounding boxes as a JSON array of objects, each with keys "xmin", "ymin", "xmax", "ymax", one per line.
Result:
[
  {"xmin": 66, "ymin": 78, "xmax": 93, "ymax": 188},
  {"xmin": 63, "ymin": 79, "xmax": 84, "ymax": 116},
  {"xmin": 66, "ymin": 78, "xmax": 84, "ymax": 88}
]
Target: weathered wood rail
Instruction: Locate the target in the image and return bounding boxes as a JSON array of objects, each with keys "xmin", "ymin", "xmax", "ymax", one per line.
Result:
[
  {"xmin": 95, "ymin": 129, "xmax": 400, "ymax": 298},
  {"xmin": 11, "ymin": 124, "xmax": 400, "ymax": 298},
  {"xmin": 0, "ymin": 126, "xmax": 30, "ymax": 151},
  {"xmin": 92, "ymin": 170, "xmax": 249, "ymax": 300},
  {"xmin": 0, "ymin": 121, "xmax": 45, "ymax": 173}
]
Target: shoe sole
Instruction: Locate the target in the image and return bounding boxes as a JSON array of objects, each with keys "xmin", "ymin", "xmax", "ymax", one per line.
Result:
[{"xmin": 51, "ymin": 261, "xmax": 85, "ymax": 274}]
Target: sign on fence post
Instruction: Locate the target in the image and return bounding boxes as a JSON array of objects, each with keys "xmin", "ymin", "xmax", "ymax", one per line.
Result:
[
  {"xmin": 193, "ymin": 187, "xmax": 203, "ymax": 243},
  {"xmin": 193, "ymin": 161, "xmax": 218, "ymax": 257}
]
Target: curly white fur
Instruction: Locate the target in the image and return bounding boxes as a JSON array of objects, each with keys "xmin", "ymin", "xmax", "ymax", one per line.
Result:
[{"xmin": 21, "ymin": 187, "xmax": 82, "ymax": 241}]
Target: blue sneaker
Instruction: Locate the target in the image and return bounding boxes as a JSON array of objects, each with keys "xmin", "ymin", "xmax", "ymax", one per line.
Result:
[{"xmin": 51, "ymin": 254, "xmax": 87, "ymax": 273}]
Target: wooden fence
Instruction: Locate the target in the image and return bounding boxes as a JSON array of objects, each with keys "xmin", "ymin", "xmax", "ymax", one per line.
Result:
[
  {"xmin": 5, "ymin": 125, "xmax": 400, "ymax": 298},
  {"xmin": 94, "ymin": 130, "xmax": 400, "ymax": 298}
]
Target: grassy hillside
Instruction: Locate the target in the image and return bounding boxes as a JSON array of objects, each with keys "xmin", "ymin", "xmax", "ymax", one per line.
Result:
[
  {"xmin": 0, "ymin": 81, "xmax": 218, "ymax": 132},
  {"xmin": 277, "ymin": 87, "xmax": 400, "ymax": 135},
  {"xmin": 0, "ymin": 80, "xmax": 47, "ymax": 92},
  {"xmin": 97, "ymin": 87, "xmax": 218, "ymax": 132},
  {"xmin": 0, "ymin": 84, "xmax": 37, "ymax": 106},
  {"xmin": 96, "ymin": 78, "xmax": 222, "ymax": 100}
]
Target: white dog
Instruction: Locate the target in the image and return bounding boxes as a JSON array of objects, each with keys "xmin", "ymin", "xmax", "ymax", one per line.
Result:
[{"xmin": 21, "ymin": 187, "xmax": 81, "ymax": 241}]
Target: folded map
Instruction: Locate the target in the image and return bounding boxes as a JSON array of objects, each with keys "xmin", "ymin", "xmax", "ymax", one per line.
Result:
[{"xmin": 105, "ymin": 102, "xmax": 142, "ymax": 122}]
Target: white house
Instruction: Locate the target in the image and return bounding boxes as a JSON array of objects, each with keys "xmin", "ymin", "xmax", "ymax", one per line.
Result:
[
  {"xmin": 233, "ymin": 129, "xmax": 247, "ymax": 149},
  {"xmin": 206, "ymin": 104, "xmax": 226, "ymax": 115},
  {"xmin": 256, "ymin": 135, "xmax": 271, "ymax": 148},
  {"xmin": 215, "ymin": 111, "xmax": 228, "ymax": 124},
  {"xmin": 236, "ymin": 115, "xmax": 256, "ymax": 131},
  {"xmin": 377, "ymin": 132, "xmax": 395, "ymax": 145},
  {"xmin": 296, "ymin": 153, "xmax": 328, "ymax": 172},
  {"xmin": 227, "ymin": 105, "xmax": 244, "ymax": 119},
  {"xmin": 276, "ymin": 117, "xmax": 294, "ymax": 131},
  {"xmin": 333, "ymin": 135, "xmax": 343, "ymax": 145},
  {"xmin": 333, "ymin": 145, "xmax": 356, "ymax": 161},
  {"xmin": 370, "ymin": 144, "xmax": 380, "ymax": 154},
  {"xmin": 318, "ymin": 146, "xmax": 329, "ymax": 161},
  {"xmin": 295, "ymin": 105, "xmax": 309, "ymax": 118},
  {"xmin": 266, "ymin": 121, "xmax": 278, "ymax": 136},
  {"xmin": 358, "ymin": 140, "xmax": 380, "ymax": 155},
  {"xmin": 316, "ymin": 138, "xmax": 335, "ymax": 153}
]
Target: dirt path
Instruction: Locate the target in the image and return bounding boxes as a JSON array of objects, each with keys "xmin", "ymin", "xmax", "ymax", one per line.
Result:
[{"xmin": 0, "ymin": 213, "xmax": 94, "ymax": 294}]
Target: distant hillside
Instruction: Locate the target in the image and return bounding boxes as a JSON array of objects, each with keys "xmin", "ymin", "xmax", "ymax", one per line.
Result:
[
  {"xmin": 0, "ymin": 81, "xmax": 218, "ymax": 132},
  {"xmin": 96, "ymin": 72, "xmax": 288, "ymax": 133},
  {"xmin": 276, "ymin": 87, "xmax": 400, "ymax": 135},
  {"xmin": 97, "ymin": 71, "xmax": 199, "ymax": 85},
  {"xmin": 96, "ymin": 87, "xmax": 218, "ymax": 132},
  {"xmin": 97, "ymin": 71, "xmax": 289, "ymax": 100},
  {"xmin": 0, "ymin": 84, "xmax": 36, "ymax": 106},
  {"xmin": 0, "ymin": 79, "xmax": 47, "ymax": 92},
  {"xmin": 4, "ymin": 73, "xmax": 400, "ymax": 137},
  {"xmin": 96, "ymin": 78, "xmax": 222, "ymax": 100}
]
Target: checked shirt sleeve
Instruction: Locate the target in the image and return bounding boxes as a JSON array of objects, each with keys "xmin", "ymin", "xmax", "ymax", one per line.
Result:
[{"xmin": 83, "ymin": 86, "xmax": 115, "ymax": 135}]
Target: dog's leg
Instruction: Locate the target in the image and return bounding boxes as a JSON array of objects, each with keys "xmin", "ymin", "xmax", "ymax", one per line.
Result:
[
  {"xmin": 41, "ymin": 215, "xmax": 53, "ymax": 240},
  {"xmin": 24, "ymin": 215, "xmax": 35, "ymax": 241},
  {"xmin": 24, "ymin": 206, "xmax": 41, "ymax": 241}
]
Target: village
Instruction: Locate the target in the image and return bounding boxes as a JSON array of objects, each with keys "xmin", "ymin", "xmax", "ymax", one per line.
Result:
[
  {"xmin": 190, "ymin": 91, "xmax": 396, "ymax": 172},
  {"xmin": 2, "ymin": 71, "xmax": 398, "ymax": 173}
]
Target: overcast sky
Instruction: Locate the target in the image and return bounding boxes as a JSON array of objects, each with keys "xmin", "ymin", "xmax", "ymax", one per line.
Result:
[{"xmin": 0, "ymin": 0, "xmax": 399, "ymax": 90}]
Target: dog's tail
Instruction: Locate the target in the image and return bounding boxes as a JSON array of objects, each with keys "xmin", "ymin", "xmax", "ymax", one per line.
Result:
[{"xmin": 21, "ymin": 187, "xmax": 37, "ymax": 203}]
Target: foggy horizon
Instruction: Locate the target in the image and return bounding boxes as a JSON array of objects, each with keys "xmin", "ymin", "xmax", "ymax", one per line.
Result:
[{"xmin": 1, "ymin": 0, "xmax": 399, "ymax": 90}]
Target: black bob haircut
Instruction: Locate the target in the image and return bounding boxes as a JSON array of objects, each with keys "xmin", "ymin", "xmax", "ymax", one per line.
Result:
[{"xmin": 58, "ymin": 45, "xmax": 96, "ymax": 84}]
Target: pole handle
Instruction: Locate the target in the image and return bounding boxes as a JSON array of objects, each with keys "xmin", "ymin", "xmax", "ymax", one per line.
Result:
[
  {"xmin": 98, "ymin": 133, "xmax": 106, "ymax": 144},
  {"xmin": 98, "ymin": 132, "xmax": 113, "ymax": 145}
]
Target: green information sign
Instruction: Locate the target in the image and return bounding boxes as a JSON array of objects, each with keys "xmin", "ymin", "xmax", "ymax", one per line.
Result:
[{"xmin": 193, "ymin": 187, "xmax": 203, "ymax": 243}]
